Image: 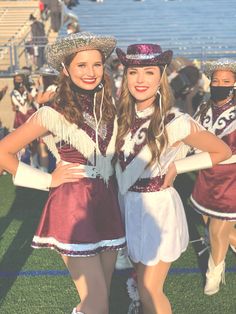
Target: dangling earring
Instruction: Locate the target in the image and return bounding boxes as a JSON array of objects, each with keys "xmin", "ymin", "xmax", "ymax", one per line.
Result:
[
  {"xmin": 156, "ymin": 90, "xmax": 165, "ymax": 138},
  {"xmin": 98, "ymin": 82, "xmax": 103, "ymax": 89}
]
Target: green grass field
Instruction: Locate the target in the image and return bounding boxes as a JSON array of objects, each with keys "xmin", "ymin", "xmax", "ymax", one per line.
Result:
[{"xmin": 0, "ymin": 174, "xmax": 235, "ymax": 314}]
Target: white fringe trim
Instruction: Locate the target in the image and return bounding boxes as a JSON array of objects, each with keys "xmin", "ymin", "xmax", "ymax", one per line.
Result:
[{"xmin": 30, "ymin": 107, "xmax": 117, "ymax": 184}]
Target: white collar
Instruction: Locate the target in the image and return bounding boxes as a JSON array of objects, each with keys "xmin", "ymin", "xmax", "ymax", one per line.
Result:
[{"xmin": 135, "ymin": 104, "xmax": 154, "ymax": 118}]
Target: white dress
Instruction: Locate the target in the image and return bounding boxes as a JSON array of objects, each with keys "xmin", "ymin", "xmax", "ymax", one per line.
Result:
[{"xmin": 116, "ymin": 106, "xmax": 204, "ymax": 266}]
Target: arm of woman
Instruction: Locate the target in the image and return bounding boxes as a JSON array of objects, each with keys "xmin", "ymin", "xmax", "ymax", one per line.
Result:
[
  {"xmin": 35, "ymin": 90, "xmax": 55, "ymax": 105},
  {"xmin": 183, "ymin": 130, "xmax": 232, "ymax": 165},
  {"xmin": 0, "ymin": 119, "xmax": 47, "ymax": 175},
  {"xmin": 0, "ymin": 118, "xmax": 83, "ymax": 189},
  {"xmin": 161, "ymin": 129, "xmax": 232, "ymax": 189}
]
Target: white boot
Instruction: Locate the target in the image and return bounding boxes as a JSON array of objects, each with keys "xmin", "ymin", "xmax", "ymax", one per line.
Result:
[
  {"xmin": 204, "ymin": 255, "xmax": 226, "ymax": 295},
  {"xmin": 230, "ymin": 244, "xmax": 236, "ymax": 254},
  {"xmin": 71, "ymin": 308, "xmax": 85, "ymax": 314}
]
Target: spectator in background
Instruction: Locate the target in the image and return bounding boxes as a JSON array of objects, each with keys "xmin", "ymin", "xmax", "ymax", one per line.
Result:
[
  {"xmin": 190, "ymin": 58, "xmax": 236, "ymax": 296},
  {"xmin": 66, "ymin": 21, "xmax": 80, "ymax": 34},
  {"xmin": 167, "ymin": 57, "xmax": 202, "ymax": 116},
  {"xmin": 48, "ymin": 0, "xmax": 62, "ymax": 32},
  {"xmin": 33, "ymin": 65, "xmax": 59, "ymax": 173},
  {"xmin": 11, "ymin": 72, "xmax": 38, "ymax": 166},
  {"xmin": 64, "ymin": 0, "xmax": 80, "ymax": 9},
  {"xmin": 29, "ymin": 14, "xmax": 48, "ymax": 69},
  {"xmin": 11, "ymin": 72, "xmax": 37, "ymax": 129},
  {"xmin": 39, "ymin": 0, "xmax": 49, "ymax": 21},
  {"xmin": 110, "ymin": 57, "xmax": 124, "ymax": 101},
  {"xmin": 35, "ymin": 65, "xmax": 59, "ymax": 107}
]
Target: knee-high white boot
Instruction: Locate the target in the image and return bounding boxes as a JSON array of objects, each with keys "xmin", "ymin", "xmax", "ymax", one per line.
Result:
[{"xmin": 204, "ymin": 255, "xmax": 226, "ymax": 295}]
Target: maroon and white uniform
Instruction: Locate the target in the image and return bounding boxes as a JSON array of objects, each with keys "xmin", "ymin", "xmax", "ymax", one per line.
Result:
[
  {"xmin": 191, "ymin": 100, "xmax": 236, "ymax": 221},
  {"xmin": 29, "ymin": 95, "xmax": 126, "ymax": 256},
  {"xmin": 11, "ymin": 89, "xmax": 36, "ymax": 129},
  {"xmin": 116, "ymin": 106, "xmax": 203, "ymax": 266}
]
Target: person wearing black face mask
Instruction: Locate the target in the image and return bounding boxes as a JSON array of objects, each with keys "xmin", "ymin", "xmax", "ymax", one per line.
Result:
[
  {"xmin": 191, "ymin": 58, "xmax": 236, "ymax": 296},
  {"xmin": 11, "ymin": 74, "xmax": 36, "ymax": 129},
  {"xmin": 210, "ymin": 85, "xmax": 235, "ymax": 102}
]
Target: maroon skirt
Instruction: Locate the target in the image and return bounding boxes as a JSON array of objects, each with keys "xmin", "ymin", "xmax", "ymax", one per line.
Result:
[
  {"xmin": 32, "ymin": 176, "xmax": 126, "ymax": 256},
  {"xmin": 13, "ymin": 108, "xmax": 36, "ymax": 129},
  {"xmin": 191, "ymin": 163, "xmax": 236, "ymax": 221}
]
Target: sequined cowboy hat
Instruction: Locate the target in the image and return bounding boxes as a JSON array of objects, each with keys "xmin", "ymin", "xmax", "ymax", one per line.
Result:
[
  {"xmin": 204, "ymin": 58, "xmax": 236, "ymax": 78},
  {"xmin": 116, "ymin": 43, "xmax": 173, "ymax": 67},
  {"xmin": 46, "ymin": 32, "xmax": 117, "ymax": 71},
  {"xmin": 36, "ymin": 65, "xmax": 59, "ymax": 76}
]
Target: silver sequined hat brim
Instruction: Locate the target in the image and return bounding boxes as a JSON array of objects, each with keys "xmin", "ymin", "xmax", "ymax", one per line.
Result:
[
  {"xmin": 46, "ymin": 32, "xmax": 117, "ymax": 71},
  {"xmin": 37, "ymin": 65, "xmax": 59, "ymax": 76},
  {"xmin": 204, "ymin": 58, "xmax": 236, "ymax": 78}
]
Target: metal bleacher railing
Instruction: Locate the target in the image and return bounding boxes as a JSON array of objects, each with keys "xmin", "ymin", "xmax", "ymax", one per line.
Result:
[
  {"xmin": 1, "ymin": 1, "xmax": 236, "ymax": 76},
  {"xmin": 0, "ymin": 3, "xmax": 40, "ymax": 76}
]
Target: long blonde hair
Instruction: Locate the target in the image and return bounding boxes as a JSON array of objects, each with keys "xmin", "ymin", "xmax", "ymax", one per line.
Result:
[{"xmin": 116, "ymin": 66, "xmax": 175, "ymax": 167}]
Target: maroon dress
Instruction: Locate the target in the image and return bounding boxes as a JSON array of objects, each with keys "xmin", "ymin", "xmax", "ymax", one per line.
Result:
[
  {"xmin": 31, "ymin": 95, "xmax": 126, "ymax": 256},
  {"xmin": 191, "ymin": 100, "xmax": 236, "ymax": 221}
]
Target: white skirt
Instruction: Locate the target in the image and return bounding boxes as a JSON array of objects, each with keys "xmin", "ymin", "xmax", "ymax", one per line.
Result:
[{"xmin": 123, "ymin": 187, "xmax": 189, "ymax": 266}]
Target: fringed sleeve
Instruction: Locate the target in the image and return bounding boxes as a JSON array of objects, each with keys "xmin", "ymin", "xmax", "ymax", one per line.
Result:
[{"xmin": 28, "ymin": 107, "xmax": 116, "ymax": 183}]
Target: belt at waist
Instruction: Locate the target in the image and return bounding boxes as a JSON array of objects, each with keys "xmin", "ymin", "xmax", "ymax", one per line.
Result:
[
  {"xmin": 61, "ymin": 161, "xmax": 99, "ymax": 179},
  {"xmin": 129, "ymin": 175, "xmax": 165, "ymax": 193}
]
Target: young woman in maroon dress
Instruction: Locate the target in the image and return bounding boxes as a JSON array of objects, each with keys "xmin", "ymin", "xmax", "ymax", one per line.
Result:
[
  {"xmin": 191, "ymin": 58, "xmax": 236, "ymax": 295},
  {"xmin": 0, "ymin": 32, "xmax": 126, "ymax": 314}
]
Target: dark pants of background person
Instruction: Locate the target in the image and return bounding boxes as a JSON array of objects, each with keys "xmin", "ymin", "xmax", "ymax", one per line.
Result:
[{"xmin": 50, "ymin": 12, "xmax": 61, "ymax": 32}]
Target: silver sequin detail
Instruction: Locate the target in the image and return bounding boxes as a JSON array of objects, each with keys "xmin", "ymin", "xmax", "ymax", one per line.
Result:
[
  {"xmin": 126, "ymin": 53, "xmax": 161, "ymax": 60},
  {"xmin": 46, "ymin": 32, "xmax": 116, "ymax": 71},
  {"xmin": 83, "ymin": 112, "xmax": 107, "ymax": 139},
  {"xmin": 204, "ymin": 58, "xmax": 236, "ymax": 78}
]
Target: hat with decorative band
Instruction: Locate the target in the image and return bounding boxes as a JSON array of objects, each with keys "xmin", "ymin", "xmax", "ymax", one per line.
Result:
[
  {"xmin": 116, "ymin": 43, "xmax": 173, "ymax": 67},
  {"xmin": 46, "ymin": 32, "xmax": 117, "ymax": 71},
  {"xmin": 36, "ymin": 65, "xmax": 59, "ymax": 76},
  {"xmin": 204, "ymin": 58, "xmax": 236, "ymax": 78}
]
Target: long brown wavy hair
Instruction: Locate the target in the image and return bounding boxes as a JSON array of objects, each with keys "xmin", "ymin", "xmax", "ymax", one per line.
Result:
[
  {"xmin": 54, "ymin": 52, "xmax": 116, "ymax": 127},
  {"xmin": 116, "ymin": 66, "xmax": 175, "ymax": 167}
]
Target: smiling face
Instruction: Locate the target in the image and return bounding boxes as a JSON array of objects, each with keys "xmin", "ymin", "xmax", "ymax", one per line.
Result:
[
  {"xmin": 127, "ymin": 66, "xmax": 161, "ymax": 109},
  {"xmin": 65, "ymin": 49, "xmax": 104, "ymax": 90}
]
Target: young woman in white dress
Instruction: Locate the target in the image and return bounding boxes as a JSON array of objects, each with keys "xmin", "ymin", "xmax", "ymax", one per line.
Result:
[{"xmin": 115, "ymin": 43, "xmax": 231, "ymax": 314}]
